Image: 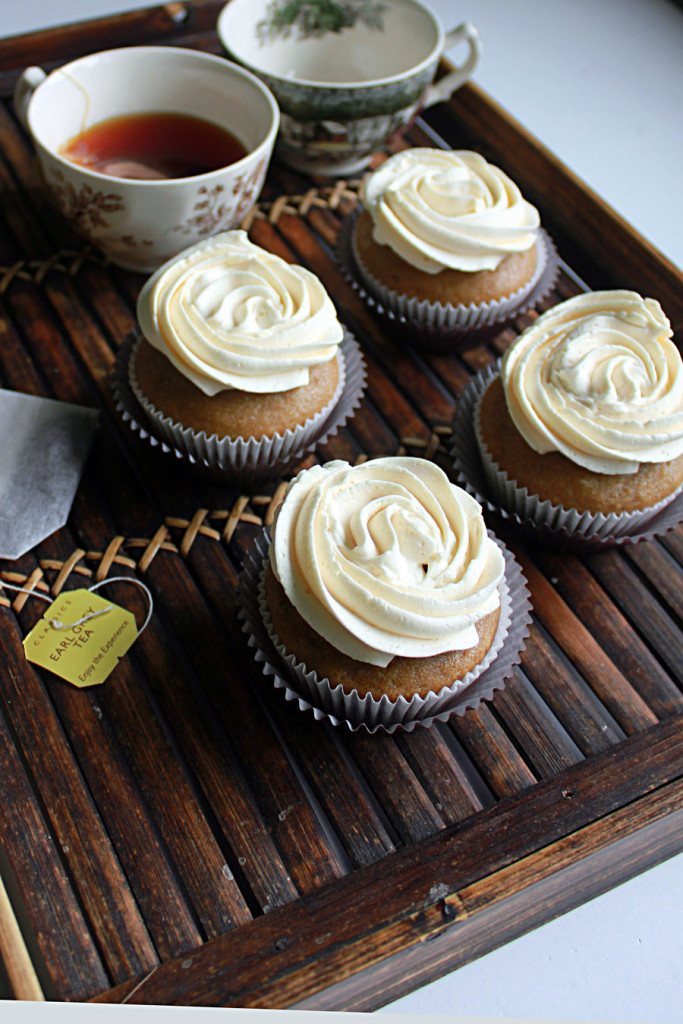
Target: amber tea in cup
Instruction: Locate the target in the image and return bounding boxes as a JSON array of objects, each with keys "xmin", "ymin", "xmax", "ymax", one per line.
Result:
[
  {"xmin": 12, "ymin": 46, "xmax": 279, "ymax": 271},
  {"xmin": 60, "ymin": 111, "xmax": 248, "ymax": 180}
]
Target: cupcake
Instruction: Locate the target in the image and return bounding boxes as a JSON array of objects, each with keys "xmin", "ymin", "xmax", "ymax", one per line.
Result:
[
  {"xmin": 473, "ymin": 290, "xmax": 683, "ymax": 538},
  {"xmin": 129, "ymin": 229, "xmax": 364, "ymax": 476},
  {"xmin": 341, "ymin": 148, "xmax": 556, "ymax": 346},
  {"xmin": 254, "ymin": 456, "xmax": 528, "ymax": 730}
]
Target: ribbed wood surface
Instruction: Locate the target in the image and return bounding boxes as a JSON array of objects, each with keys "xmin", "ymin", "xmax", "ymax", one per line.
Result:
[{"xmin": 0, "ymin": 0, "xmax": 681, "ymax": 1009}]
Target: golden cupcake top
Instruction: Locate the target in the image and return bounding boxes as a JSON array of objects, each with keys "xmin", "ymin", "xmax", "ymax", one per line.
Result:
[
  {"xmin": 270, "ymin": 457, "xmax": 504, "ymax": 667},
  {"xmin": 136, "ymin": 230, "xmax": 344, "ymax": 396},
  {"xmin": 362, "ymin": 148, "xmax": 540, "ymax": 274},
  {"xmin": 501, "ymin": 290, "xmax": 683, "ymax": 474}
]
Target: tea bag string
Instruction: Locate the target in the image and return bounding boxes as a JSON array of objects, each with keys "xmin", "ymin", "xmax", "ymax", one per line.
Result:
[{"xmin": 0, "ymin": 576, "xmax": 153, "ymax": 633}]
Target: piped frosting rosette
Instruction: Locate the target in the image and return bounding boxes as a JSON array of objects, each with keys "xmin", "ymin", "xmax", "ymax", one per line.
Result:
[
  {"xmin": 346, "ymin": 149, "xmax": 554, "ymax": 339},
  {"xmin": 472, "ymin": 290, "xmax": 683, "ymax": 538},
  {"xmin": 364, "ymin": 148, "xmax": 540, "ymax": 275},
  {"xmin": 502, "ymin": 290, "xmax": 683, "ymax": 471},
  {"xmin": 254, "ymin": 457, "xmax": 527, "ymax": 730},
  {"xmin": 137, "ymin": 229, "xmax": 343, "ymax": 396},
  {"xmin": 131, "ymin": 230, "xmax": 351, "ymax": 469}
]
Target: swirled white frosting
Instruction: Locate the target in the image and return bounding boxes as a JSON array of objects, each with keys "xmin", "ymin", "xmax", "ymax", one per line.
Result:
[
  {"xmin": 270, "ymin": 457, "xmax": 504, "ymax": 667},
  {"xmin": 363, "ymin": 148, "xmax": 540, "ymax": 274},
  {"xmin": 501, "ymin": 290, "xmax": 683, "ymax": 474},
  {"xmin": 137, "ymin": 230, "xmax": 343, "ymax": 395}
]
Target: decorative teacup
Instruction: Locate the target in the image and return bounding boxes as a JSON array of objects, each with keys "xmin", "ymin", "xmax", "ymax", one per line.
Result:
[
  {"xmin": 13, "ymin": 46, "xmax": 279, "ymax": 272},
  {"xmin": 217, "ymin": 0, "xmax": 481, "ymax": 176}
]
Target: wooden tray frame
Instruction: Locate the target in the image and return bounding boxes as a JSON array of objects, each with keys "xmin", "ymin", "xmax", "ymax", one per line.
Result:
[{"xmin": 0, "ymin": 0, "xmax": 680, "ymax": 1010}]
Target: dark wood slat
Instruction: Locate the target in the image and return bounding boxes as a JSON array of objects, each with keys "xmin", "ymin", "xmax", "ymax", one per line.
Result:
[
  {"xmin": 93, "ymin": 660, "xmax": 255, "ymax": 939},
  {"xmin": 87, "ymin": 449, "xmax": 319, "ymax": 911},
  {"xmin": 661, "ymin": 526, "xmax": 683, "ymax": 567},
  {"xmin": 185, "ymin": 530, "xmax": 400, "ymax": 871},
  {"xmin": 6, "ymin": 533, "xmax": 208, "ymax": 962},
  {"xmin": 516, "ymin": 547, "xmax": 660, "ymax": 734},
  {"xmin": 0, "ymin": 105, "xmax": 69, "ymax": 251},
  {"xmin": 395, "ymin": 726, "xmax": 492, "ymax": 826},
  {"xmin": 593, "ymin": 548, "xmax": 683, "ymax": 684},
  {"xmin": 90, "ymin": 715, "xmax": 683, "ymax": 1007},
  {"xmin": 536, "ymin": 550, "xmax": 683, "ymax": 718},
  {"xmin": 0, "ymin": 616, "xmax": 160, "ymax": 984},
  {"xmin": 64, "ymin": 503, "xmax": 254, "ymax": 939},
  {"xmin": 92, "ymin": 432, "xmax": 349, "ymax": 904},
  {"xmin": 0, "ymin": 691, "xmax": 110, "ymax": 1001},
  {"xmin": 300, "ymin": 785, "xmax": 683, "ymax": 1012},
  {"xmin": 0, "ymin": 305, "xmax": 45, "ymax": 395},
  {"xmin": 121, "ymin": 601, "xmax": 302, "ymax": 913},
  {"xmin": 450, "ymin": 704, "xmax": 538, "ymax": 798},
  {"xmin": 253, "ymin": 709, "xmax": 399, "ymax": 870},
  {"xmin": 587, "ymin": 549, "xmax": 683, "ymax": 688},
  {"xmin": 149, "ymin": 529, "xmax": 351, "ymax": 895},
  {"xmin": 492, "ymin": 669, "xmax": 586, "ymax": 778},
  {"xmin": 334, "ymin": 384, "xmax": 402, "ymax": 459},
  {"xmin": 519, "ymin": 624, "xmax": 627, "ymax": 755},
  {"xmin": 343, "ymin": 732, "xmax": 446, "ymax": 844},
  {"xmin": 425, "ymin": 345, "xmax": 491, "ymax": 403}
]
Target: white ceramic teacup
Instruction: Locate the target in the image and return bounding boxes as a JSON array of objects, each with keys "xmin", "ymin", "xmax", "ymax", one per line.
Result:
[
  {"xmin": 13, "ymin": 46, "xmax": 280, "ymax": 272},
  {"xmin": 217, "ymin": 0, "xmax": 481, "ymax": 176}
]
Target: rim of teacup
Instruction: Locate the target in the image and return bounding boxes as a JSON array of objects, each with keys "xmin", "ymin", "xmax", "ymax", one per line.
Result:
[
  {"xmin": 23, "ymin": 45, "xmax": 280, "ymax": 187},
  {"xmin": 217, "ymin": 0, "xmax": 446, "ymax": 91}
]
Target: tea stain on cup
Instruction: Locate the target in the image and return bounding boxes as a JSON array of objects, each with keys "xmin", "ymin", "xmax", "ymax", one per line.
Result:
[{"xmin": 57, "ymin": 68, "xmax": 92, "ymax": 136}]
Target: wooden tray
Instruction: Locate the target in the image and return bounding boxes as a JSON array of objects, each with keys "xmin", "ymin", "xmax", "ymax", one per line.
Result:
[{"xmin": 0, "ymin": 0, "xmax": 681, "ymax": 1010}]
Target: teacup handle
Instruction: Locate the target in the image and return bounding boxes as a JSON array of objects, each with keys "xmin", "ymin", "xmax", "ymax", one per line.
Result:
[
  {"xmin": 422, "ymin": 22, "xmax": 482, "ymax": 109},
  {"xmin": 13, "ymin": 66, "xmax": 47, "ymax": 132}
]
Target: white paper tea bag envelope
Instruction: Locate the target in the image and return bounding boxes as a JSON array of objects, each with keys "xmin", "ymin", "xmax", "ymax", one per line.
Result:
[{"xmin": 0, "ymin": 390, "xmax": 99, "ymax": 559}]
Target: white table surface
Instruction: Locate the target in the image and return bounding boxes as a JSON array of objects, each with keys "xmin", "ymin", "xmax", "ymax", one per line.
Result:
[{"xmin": 1, "ymin": 2, "xmax": 681, "ymax": 1022}]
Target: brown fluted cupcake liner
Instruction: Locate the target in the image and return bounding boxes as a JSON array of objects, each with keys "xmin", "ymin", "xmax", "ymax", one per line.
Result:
[
  {"xmin": 337, "ymin": 209, "xmax": 559, "ymax": 352},
  {"xmin": 111, "ymin": 331, "xmax": 367, "ymax": 487},
  {"xmin": 130, "ymin": 336, "xmax": 346, "ymax": 467},
  {"xmin": 237, "ymin": 533, "xmax": 532, "ymax": 734},
  {"xmin": 451, "ymin": 364, "xmax": 683, "ymax": 549}
]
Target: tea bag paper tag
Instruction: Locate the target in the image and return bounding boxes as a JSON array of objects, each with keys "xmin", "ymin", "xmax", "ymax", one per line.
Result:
[{"xmin": 23, "ymin": 589, "xmax": 138, "ymax": 688}]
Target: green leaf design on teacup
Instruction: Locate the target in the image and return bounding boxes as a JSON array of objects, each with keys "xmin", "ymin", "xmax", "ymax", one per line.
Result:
[{"xmin": 257, "ymin": 0, "xmax": 386, "ymax": 43}]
